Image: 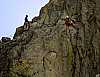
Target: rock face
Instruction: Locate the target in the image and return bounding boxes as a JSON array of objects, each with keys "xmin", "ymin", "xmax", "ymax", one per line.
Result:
[
  {"xmin": 0, "ymin": 0, "xmax": 100, "ymax": 77},
  {"xmin": 1, "ymin": 37, "xmax": 11, "ymax": 42}
]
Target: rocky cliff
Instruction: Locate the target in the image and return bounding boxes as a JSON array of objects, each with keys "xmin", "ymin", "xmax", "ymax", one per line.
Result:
[{"xmin": 0, "ymin": 0, "xmax": 100, "ymax": 77}]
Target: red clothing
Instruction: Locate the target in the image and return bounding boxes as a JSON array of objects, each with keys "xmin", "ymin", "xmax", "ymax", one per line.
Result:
[{"xmin": 65, "ymin": 20, "xmax": 71, "ymax": 27}]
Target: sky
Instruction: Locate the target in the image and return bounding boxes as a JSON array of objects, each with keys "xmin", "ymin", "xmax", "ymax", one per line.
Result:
[{"xmin": 0, "ymin": 0, "xmax": 49, "ymax": 39}]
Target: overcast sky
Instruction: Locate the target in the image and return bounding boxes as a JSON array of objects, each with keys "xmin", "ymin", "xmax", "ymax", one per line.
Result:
[{"xmin": 0, "ymin": 0, "xmax": 49, "ymax": 39}]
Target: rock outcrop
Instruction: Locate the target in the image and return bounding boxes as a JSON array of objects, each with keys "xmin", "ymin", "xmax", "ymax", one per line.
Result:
[{"xmin": 0, "ymin": 0, "xmax": 100, "ymax": 77}]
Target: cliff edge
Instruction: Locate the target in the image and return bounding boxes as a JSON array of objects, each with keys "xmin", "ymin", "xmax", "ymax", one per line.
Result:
[{"xmin": 0, "ymin": 0, "xmax": 100, "ymax": 77}]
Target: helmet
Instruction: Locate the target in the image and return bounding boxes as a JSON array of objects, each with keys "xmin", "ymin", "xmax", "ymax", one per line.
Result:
[{"xmin": 65, "ymin": 16, "xmax": 69, "ymax": 19}]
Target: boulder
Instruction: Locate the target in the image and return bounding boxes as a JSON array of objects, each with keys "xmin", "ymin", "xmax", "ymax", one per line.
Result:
[{"xmin": 1, "ymin": 37, "xmax": 11, "ymax": 42}]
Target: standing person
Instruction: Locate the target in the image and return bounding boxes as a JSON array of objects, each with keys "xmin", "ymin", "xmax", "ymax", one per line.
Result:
[
  {"xmin": 25, "ymin": 15, "xmax": 28, "ymax": 22},
  {"xmin": 24, "ymin": 15, "xmax": 30, "ymax": 30}
]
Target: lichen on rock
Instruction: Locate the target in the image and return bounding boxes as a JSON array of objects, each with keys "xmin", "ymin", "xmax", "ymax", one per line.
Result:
[{"xmin": 0, "ymin": 0, "xmax": 100, "ymax": 77}]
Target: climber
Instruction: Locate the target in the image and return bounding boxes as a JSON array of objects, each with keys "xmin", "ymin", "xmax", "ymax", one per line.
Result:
[
  {"xmin": 24, "ymin": 15, "xmax": 30, "ymax": 30},
  {"xmin": 64, "ymin": 16, "xmax": 71, "ymax": 28},
  {"xmin": 64, "ymin": 16, "xmax": 76, "ymax": 29}
]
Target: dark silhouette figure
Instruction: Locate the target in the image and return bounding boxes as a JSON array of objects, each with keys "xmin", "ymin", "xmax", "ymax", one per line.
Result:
[
  {"xmin": 25, "ymin": 15, "xmax": 28, "ymax": 22},
  {"xmin": 24, "ymin": 15, "xmax": 30, "ymax": 30}
]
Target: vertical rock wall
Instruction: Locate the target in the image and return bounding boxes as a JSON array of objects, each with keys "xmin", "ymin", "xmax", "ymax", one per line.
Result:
[{"xmin": 0, "ymin": 0, "xmax": 100, "ymax": 77}]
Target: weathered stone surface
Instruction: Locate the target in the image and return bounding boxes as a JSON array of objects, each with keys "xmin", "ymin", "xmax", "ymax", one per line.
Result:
[
  {"xmin": 1, "ymin": 37, "xmax": 11, "ymax": 42},
  {"xmin": 0, "ymin": 0, "xmax": 100, "ymax": 77}
]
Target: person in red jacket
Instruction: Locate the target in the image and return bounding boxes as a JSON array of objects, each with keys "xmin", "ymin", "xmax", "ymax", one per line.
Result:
[
  {"xmin": 64, "ymin": 16, "xmax": 71, "ymax": 28},
  {"xmin": 64, "ymin": 16, "xmax": 76, "ymax": 29}
]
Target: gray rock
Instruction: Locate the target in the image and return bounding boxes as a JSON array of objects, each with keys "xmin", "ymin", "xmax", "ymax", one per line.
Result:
[{"xmin": 0, "ymin": 0, "xmax": 100, "ymax": 77}]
